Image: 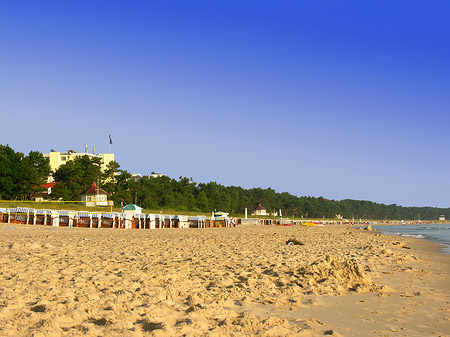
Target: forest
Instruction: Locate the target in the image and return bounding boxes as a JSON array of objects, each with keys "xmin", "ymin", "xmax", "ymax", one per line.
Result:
[{"xmin": 1, "ymin": 144, "xmax": 449, "ymax": 220}]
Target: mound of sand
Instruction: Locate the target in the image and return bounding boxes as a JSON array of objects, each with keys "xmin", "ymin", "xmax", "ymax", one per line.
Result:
[{"xmin": 297, "ymin": 255, "xmax": 376, "ymax": 295}]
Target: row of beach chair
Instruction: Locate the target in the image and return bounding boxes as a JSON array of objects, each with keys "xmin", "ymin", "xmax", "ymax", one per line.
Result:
[{"xmin": 0, "ymin": 208, "xmax": 237, "ymax": 229}]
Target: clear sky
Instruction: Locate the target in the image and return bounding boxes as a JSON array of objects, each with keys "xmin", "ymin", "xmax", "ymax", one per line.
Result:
[{"xmin": 1, "ymin": 1, "xmax": 449, "ymax": 208}]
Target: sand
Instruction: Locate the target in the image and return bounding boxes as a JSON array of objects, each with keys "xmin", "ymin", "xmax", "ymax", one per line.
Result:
[{"xmin": 0, "ymin": 224, "xmax": 449, "ymax": 337}]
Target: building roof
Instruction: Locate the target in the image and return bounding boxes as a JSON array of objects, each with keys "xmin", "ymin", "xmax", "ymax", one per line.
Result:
[
  {"xmin": 122, "ymin": 204, "xmax": 142, "ymax": 211},
  {"xmin": 41, "ymin": 183, "xmax": 57, "ymax": 189},
  {"xmin": 34, "ymin": 182, "xmax": 57, "ymax": 198},
  {"xmin": 255, "ymin": 203, "xmax": 266, "ymax": 210},
  {"xmin": 81, "ymin": 181, "xmax": 108, "ymax": 196}
]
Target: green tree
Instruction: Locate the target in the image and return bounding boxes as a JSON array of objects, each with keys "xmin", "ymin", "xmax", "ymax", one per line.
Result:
[
  {"xmin": 100, "ymin": 161, "xmax": 132, "ymax": 206},
  {"xmin": 0, "ymin": 144, "xmax": 19, "ymax": 199},
  {"xmin": 21, "ymin": 151, "xmax": 51, "ymax": 199},
  {"xmin": 0, "ymin": 145, "xmax": 50, "ymax": 200},
  {"xmin": 195, "ymin": 190, "xmax": 209, "ymax": 211},
  {"xmin": 52, "ymin": 156, "xmax": 102, "ymax": 200}
]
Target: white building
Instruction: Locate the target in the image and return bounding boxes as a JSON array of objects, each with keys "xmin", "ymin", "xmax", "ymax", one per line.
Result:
[
  {"xmin": 80, "ymin": 181, "xmax": 112, "ymax": 207},
  {"xmin": 122, "ymin": 204, "xmax": 143, "ymax": 215},
  {"xmin": 254, "ymin": 204, "xmax": 268, "ymax": 216}
]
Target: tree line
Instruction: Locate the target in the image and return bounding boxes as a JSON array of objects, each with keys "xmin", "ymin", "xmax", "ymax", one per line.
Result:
[
  {"xmin": 0, "ymin": 145, "xmax": 50, "ymax": 200},
  {"xmin": 0, "ymin": 144, "xmax": 449, "ymax": 220}
]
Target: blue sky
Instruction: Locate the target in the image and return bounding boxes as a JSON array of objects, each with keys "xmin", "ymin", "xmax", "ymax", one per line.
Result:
[{"xmin": 1, "ymin": 1, "xmax": 449, "ymax": 207}]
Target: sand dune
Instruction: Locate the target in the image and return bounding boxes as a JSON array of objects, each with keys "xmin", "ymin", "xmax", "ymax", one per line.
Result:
[{"xmin": 0, "ymin": 224, "xmax": 449, "ymax": 336}]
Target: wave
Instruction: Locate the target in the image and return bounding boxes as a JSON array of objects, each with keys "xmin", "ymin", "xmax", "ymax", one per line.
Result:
[
  {"xmin": 396, "ymin": 233, "xmax": 425, "ymax": 239},
  {"xmin": 374, "ymin": 225, "xmax": 450, "ymax": 255}
]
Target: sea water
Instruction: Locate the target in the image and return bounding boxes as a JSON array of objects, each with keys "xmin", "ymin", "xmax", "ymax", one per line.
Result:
[{"xmin": 372, "ymin": 223, "xmax": 450, "ymax": 255}]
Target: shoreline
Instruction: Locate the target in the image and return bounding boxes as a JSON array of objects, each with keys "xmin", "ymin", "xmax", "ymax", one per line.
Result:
[
  {"xmin": 368, "ymin": 223, "xmax": 450, "ymax": 255},
  {"xmin": 366, "ymin": 221, "xmax": 450, "ymax": 226},
  {"xmin": 1, "ymin": 223, "xmax": 449, "ymax": 336}
]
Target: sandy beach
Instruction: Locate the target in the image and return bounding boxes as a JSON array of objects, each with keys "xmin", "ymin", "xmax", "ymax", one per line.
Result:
[{"xmin": 0, "ymin": 223, "xmax": 449, "ymax": 336}]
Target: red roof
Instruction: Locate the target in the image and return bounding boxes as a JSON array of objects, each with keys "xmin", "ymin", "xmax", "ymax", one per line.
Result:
[
  {"xmin": 255, "ymin": 203, "xmax": 266, "ymax": 210},
  {"xmin": 41, "ymin": 183, "xmax": 57, "ymax": 188},
  {"xmin": 81, "ymin": 181, "xmax": 108, "ymax": 195}
]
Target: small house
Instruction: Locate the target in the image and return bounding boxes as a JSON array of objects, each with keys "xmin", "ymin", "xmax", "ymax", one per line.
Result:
[
  {"xmin": 34, "ymin": 183, "xmax": 57, "ymax": 202},
  {"xmin": 254, "ymin": 203, "xmax": 267, "ymax": 216},
  {"xmin": 122, "ymin": 204, "xmax": 143, "ymax": 215},
  {"xmin": 122, "ymin": 204, "xmax": 143, "ymax": 229},
  {"xmin": 80, "ymin": 181, "xmax": 111, "ymax": 207}
]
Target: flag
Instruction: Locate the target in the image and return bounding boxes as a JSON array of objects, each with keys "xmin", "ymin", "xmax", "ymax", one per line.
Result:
[{"xmin": 109, "ymin": 134, "xmax": 113, "ymax": 144}]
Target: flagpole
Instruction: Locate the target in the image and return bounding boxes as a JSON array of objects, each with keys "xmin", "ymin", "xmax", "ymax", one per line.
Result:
[{"xmin": 108, "ymin": 134, "xmax": 112, "ymax": 153}]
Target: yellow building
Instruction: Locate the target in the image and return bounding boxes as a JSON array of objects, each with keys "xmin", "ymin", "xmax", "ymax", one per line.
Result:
[{"xmin": 44, "ymin": 148, "xmax": 115, "ymax": 173}]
